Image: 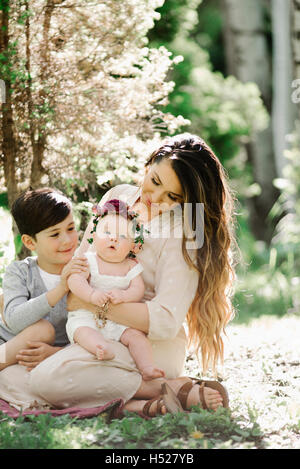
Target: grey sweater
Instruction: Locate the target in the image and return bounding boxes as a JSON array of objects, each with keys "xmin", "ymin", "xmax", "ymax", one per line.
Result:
[{"xmin": 0, "ymin": 257, "xmax": 69, "ymax": 346}]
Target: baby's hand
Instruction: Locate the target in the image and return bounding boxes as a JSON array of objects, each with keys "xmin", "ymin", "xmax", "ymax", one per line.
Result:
[
  {"xmin": 90, "ymin": 290, "xmax": 110, "ymax": 307},
  {"xmin": 107, "ymin": 289, "xmax": 125, "ymax": 305},
  {"xmin": 60, "ymin": 256, "xmax": 89, "ymax": 291}
]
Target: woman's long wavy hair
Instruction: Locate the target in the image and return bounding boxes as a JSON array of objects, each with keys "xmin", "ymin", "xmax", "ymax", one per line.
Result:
[{"xmin": 145, "ymin": 134, "xmax": 237, "ymax": 373}]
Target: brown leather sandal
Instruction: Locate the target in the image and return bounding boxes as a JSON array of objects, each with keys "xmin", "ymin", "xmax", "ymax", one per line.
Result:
[
  {"xmin": 161, "ymin": 382, "xmax": 184, "ymax": 413},
  {"xmin": 142, "ymin": 395, "xmax": 165, "ymax": 418},
  {"xmin": 177, "ymin": 379, "xmax": 229, "ymax": 410},
  {"xmin": 141, "ymin": 383, "xmax": 184, "ymax": 418}
]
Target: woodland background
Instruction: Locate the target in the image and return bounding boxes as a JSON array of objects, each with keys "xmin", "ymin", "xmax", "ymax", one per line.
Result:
[{"xmin": 0, "ymin": 0, "xmax": 300, "ymax": 449}]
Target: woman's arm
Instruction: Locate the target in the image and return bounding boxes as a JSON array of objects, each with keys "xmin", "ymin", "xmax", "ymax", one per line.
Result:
[
  {"xmin": 144, "ymin": 236, "xmax": 199, "ymax": 341},
  {"xmin": 67, "ymin": 293, "xmax": 150, "ymax": 333},
  {"xmin": 107, "ymin": 301, "xmax": 149, "ymax": 333}
]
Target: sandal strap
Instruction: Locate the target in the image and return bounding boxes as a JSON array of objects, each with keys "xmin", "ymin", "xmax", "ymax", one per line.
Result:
[
  {"xmin": 192, "ymin": 378, "xmax": 229, "ymax": 409},
  {"xmin": 177, "ymin": 381, "xmax": 193, "ymax": 410},
  {"xmin": 198, "ymin": 382, "xmax": 208, "ymax": 410},
  {"xmin": 142, "ymin": 396, "xmax": 163, "ymax": 417},
  {"xmin": 177, "ymin": 380, "xmax": 209, "ymax": 410}
]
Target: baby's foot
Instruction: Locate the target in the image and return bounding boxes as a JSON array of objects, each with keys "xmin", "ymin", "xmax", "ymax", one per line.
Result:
[
  {"xmin": 95, "ymin": 344, "xmax": 115, "ymax": 361},
  {"xmin": 141, "ymin": 366, "xmax": 165, "ymax": 381}
]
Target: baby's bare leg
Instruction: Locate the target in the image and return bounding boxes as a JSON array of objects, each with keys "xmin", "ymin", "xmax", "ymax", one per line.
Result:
[
  {"xmin": 73, "ymin": 326, "xmax": 115, "ymax": 361},
  {"xmin": 0, "ymin": 319, "xmax": 55, "ymax": 371},
  {"xmin": 120, "ymin": 328, "xmax": 165, "ymax": 381}
]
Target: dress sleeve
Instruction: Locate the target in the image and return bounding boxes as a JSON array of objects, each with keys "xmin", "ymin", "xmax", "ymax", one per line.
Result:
[{"xmin": 145, "ymin": 236, "xmax": 199, "ymax": 341}]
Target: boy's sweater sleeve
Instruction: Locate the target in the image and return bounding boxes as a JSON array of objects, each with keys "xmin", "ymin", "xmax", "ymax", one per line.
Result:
[{"xmin": 2, "ymin": 262, "xmax": 53, "ymax": 334}]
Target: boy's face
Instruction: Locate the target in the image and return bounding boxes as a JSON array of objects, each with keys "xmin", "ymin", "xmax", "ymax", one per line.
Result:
[
  {"xmin": 94, "ymin": 214, "xmax": 135, "ymax": 263},
  {"xmin": 22, "ymin": 212, "xmax": 78, "ymax": 273}
]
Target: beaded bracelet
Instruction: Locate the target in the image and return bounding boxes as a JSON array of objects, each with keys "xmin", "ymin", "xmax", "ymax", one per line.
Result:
[{"xmin": 93, "ymin": 300, "xmax": 110, "ymax": 329}]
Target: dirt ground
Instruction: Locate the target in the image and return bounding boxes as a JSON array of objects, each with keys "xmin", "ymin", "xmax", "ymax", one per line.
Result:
[{"xmin": 185, "ymin": 314, "xmax": 300, "ymax": 449}]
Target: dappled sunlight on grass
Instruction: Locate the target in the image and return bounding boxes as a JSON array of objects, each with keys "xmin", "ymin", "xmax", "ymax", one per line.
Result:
[{"xmin": 0, "ymin": 405, "xmax": 264, "ymax": 449}]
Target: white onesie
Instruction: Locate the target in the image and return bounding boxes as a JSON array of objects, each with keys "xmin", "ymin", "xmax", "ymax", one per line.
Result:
[{"xmin": 66, "ymin": 251, "xmax": 144, "ymax": 344}]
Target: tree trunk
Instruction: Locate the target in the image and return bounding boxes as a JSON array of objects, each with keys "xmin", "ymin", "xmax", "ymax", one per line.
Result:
[
  {"xmin": 291, "ymin": 0, "xmax": 300, "ymax": 118},
  {"xmin": 25, "ymin": 0, "xmax": 36, "ymax": 185},
  {"xmin": 222, "ymin": 0, "xmax": 280, "ymax": 243},
  {"xmin": 1, "ymin": 84, "xmax": 18, "ymax": 208},
  {"xmin": 272, "ymin": 0, "xmax": 297, "ymax": 176},
  {"xmin": 30, "ymin": 0, "xmax": 55, "ymax": 188},
  {"xmin": 1, "ymin": 2, "xmax": 31, "ymax": 259},
  {"xmin": 0, "ymin": 2, "xmax": 18, "ymax": 208}
]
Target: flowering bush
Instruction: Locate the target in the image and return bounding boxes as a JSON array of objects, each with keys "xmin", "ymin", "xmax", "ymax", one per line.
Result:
[{"xmin": 0, "ymin": 0, "xmax": 189, "ymax": 198}]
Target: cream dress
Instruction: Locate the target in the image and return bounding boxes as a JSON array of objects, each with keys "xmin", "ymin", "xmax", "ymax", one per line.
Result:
[{"xmin": 0, "ymin": 184, "xmax": 199, "ymax": 410}]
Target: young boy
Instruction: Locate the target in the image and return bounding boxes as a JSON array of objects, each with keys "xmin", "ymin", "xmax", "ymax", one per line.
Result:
[{"xmin": 0, "ymin": 188, "xmax": 88, "ymax": 371}]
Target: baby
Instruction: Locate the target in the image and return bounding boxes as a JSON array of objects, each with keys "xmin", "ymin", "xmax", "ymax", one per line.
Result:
[{"xmin": 66, "ymin": 199, "xmax": 165, "ymax": 381}]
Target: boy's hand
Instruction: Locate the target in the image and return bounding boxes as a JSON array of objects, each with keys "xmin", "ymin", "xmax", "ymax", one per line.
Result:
[
  {"xmin": 60, "ymin": 256, "xmax": 89, "ymax": 292},
  {"xmin": 16, "ymin": 341, "xmax": 62, "ymax": 371},
  {"xmin": 90, "ymin": 290, "xmax": 110, "ymax": 307},
  {"xmin": 107, "ymin": 289, "xmax": 125, "ymax": 305}
]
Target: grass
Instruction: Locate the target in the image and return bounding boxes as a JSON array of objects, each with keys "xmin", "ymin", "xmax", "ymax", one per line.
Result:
[{"xmin": 0, "ymin": 406, "xmax": 263, "ymax": 450}]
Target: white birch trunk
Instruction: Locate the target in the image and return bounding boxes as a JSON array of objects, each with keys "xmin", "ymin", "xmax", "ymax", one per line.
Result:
[
  {"xmin": 291, "ymin": 0, "xmax": 300, "ymax": 118},
  {"xmin": 272, "ymin": 0, "xmax": 297, "ymax": 177},
  {"xmin": 222, "ymin": 0, "xmax": 279, "ymax": 242},
  {"xmin": 223, "ymin": 0, "xmax": 271, "ymax": 99}
]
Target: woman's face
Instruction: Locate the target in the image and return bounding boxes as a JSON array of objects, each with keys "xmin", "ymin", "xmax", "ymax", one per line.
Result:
[{"xmin": 141, "ymin": 159, "xmax": 183, "ymax": 216}]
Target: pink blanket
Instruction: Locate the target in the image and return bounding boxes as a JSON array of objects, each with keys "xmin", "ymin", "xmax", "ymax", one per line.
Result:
[{"xmin": 0, "ymin": 398, "xmax": 125, "ymax": 420}]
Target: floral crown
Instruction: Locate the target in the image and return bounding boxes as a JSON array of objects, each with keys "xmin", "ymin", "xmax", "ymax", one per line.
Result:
[{"xmin": 87, "ymin": 199, "xmax": 149, "ymax": 257}]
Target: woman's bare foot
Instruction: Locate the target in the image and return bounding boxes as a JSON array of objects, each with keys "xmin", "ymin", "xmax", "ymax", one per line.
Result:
[
  {"xmin": 124, "ymin": 398, "xmax": 167, "ymax": 417},
  {"xmin": 141, "ymin": 366, "xmax": 165, "ymax": 381},
  {"xmin": 187, "ymin": 383, "xmax": 223, "ymax": 411},
  {"xmin": 166, "ymin": 378, "xmax": 224, "ymax": 411},
  {"xmin": 95, "ymin": 344, "xmax": 115, "ymax": 361}
]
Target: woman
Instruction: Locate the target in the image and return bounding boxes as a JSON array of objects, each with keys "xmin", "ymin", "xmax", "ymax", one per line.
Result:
[{"xmin": 0, "ymin": 133, "xmax": 236, "ymax": 417}]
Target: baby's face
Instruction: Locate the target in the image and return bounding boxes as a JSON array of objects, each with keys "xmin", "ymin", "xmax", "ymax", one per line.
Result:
[{"xmin": 94, "ymin": 213, "xmax": 135, "ymax": 263}]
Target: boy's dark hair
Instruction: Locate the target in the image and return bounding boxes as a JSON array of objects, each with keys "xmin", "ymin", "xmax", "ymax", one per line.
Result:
[{"xmin": 11, "ymin": 188, "xmax": 72, "ymax": 238}]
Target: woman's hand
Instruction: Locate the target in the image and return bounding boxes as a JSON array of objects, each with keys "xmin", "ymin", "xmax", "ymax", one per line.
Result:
[{"xmin": 16, "ymin": 342, "xmax": 62, "ymax": 371}]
